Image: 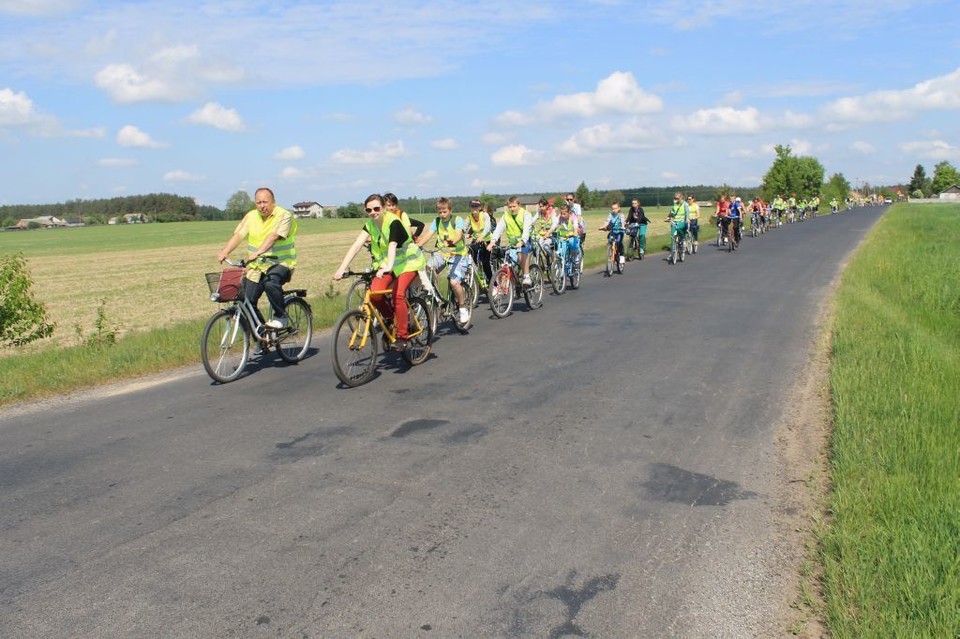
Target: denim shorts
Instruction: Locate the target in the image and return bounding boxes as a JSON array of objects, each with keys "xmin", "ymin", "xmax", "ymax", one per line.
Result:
[{"xmin": 428, "ymin": 252, "xmax": 470, "ymax": 283}]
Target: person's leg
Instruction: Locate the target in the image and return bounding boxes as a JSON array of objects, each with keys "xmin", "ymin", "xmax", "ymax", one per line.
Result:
[
  {"xmin": 371, "ymin": 272, "xmax": 395, "ymax": 326},
  {"xmin": 638, "ymin": 225, "xmax": 647, "ymax": 255},
  {"xmin": 263, "ymin": 265, "xmax": 291, "ymax": 320},
  {"xmin": 392, "ymin": 271, "xmax": 418, "ymax": 340},
  {"xmin": 243, "ymin": 276, "xmax": 266, "ymax": 323}
]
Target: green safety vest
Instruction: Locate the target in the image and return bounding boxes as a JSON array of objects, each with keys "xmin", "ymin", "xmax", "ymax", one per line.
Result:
[
  {"xmin": 435, "ymin": 215, "xmax": 467, "ymax": 257},
  {"xmin": 246, "ymin": 206, "xmax": 297, "ymax": 270},
  {"xmin": 373, "ymin": 210, "xmax": 426, "ymax": 275},
  {"xmin": 468, "ymin": 213, "xmax": 492, "ymax": 242},
  {"xmin": 504, "ymin": 210, "xmax": 527, "ymax": 244},
  {"xmin": 555, "ymin": 216, "xmax": 577, "ymax": 239}
]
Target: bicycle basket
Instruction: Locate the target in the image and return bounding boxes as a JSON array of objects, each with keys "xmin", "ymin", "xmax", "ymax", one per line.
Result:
[{"xmin": 205, "ymin": 267, "xmax": 244, "ymax": 302}]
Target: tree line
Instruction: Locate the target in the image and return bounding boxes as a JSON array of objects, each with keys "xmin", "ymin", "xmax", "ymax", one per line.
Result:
[
  {"xmin": 1, "ymin": 193, "xmax": 223, "ymax": 227},
  {"xmin": 908, "ymin": 161, "xmax": 960, "ymax": 198}
]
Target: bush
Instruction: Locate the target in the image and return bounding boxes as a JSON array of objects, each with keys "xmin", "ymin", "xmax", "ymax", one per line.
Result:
[
  {"xmin": 911, "ymin": 189, "xmax": 926, "ymax": 199},
  {"xmin": 0, "ymin": 252, "xmax": 56, "ymax": 347}
]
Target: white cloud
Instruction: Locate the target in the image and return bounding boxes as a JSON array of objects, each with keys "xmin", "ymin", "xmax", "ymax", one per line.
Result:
[
  {"xmin": 97, "ymin": 158, "xmax": 138, "ymax": 167},
  {"xmin": 482, "ymin": 132, "xmax": 511, "ymax": 145},
  {"xmin": 95, "ymin": 63, "xmax": 175, "ymax": 104},
  {"xmin": 850, "ymin": 141, "xmax": 876, "ymax": 154},
  {"xmin": 821, "ymin": 67, "xmax": 960, "ymax": 125},
  {"xmin": 280, "ymin": 166, "xmax": 304, "ymax": 178},
  {"xmin": 431, "ymin": 138, "xmax": 459, "ymax": 150},
  {"xmin": 557, "ymin": 119, "xmax": 674, "ymax": 156},
  {"xmin": 394, "ymin": 107, "xmax": 433, "ymax": 126},
  {"xmin": 0, "ymin": 88, "xmax": 40, "ymax": 126},
  {"xmin": 116, "ymin": 124, "xmax": 166, "ymax": 148},
  {"xmin": 494, "ymin": 110, "xmax": 534, "ymax": 127},
  {"xmin": 275, "ymin": 145, "xmax": 306, "ymax": 161},
  {"xmin": 536, "ymin": 71, "xmax": 663, "ymax": 119},
  {"xmin": 899, "ymin": 139, "xmax": 960, "ymax": 161},
  {"xmin": 164, "ymin": 169, "xmax": 205, "ymax": 181},
  {"xmin": 673, "ymin": 106, "xmax": 763, "ymax": 135},
  {"xmin": 490, "ymin": 144, "xmax": 544, "ymax": 167},
  {"xmin": 0, "ymin": 0, "xmax": 78, "ymax": 17},
  {"xmin": 330, "ymin": 140, "xmax": 407, "ymax": 165},
  {"xmin": 418, "ymin": 169, "xmax": 438, "ymax": 180},
  {"xmin": 186, "ymin": 102, "xmax": 245, "ymax": 132}
]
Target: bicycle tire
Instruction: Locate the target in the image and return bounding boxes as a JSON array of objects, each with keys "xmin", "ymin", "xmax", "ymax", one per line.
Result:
[
  {"xmin": 201, "ymin": 308, "xmax": 250, "ymax": 383},
  {"xmin": 454, "ymin": 280, "xmax": 473, "ymax": 333},
  {"xmin": 570, "ymin": 256, "xmax": 581, "ymax": 289},
  {"xmin": 345, "ymin": 277, "xmax": 368, "ymax": 311},
  {"xmin": 488, "ymin": 269, "xmax": 514, "ymax": 318},
  {"xmin": 276, "ymin": 296, "xmax": 313, "ymax": 363},
  {"xmin": 402, "ymin": 296, "xmax": 432, "ymax": 365},
  {"xmin": 550, "ymin": 257, "xmax": 565, "ymax": 294},
  {"xmin": 469, "ymin": 269, "xmax": 481, "ymax": 308},
  {"xmin": 605, "ymin": 244, "xmax": 614, "ymax": 276},
  {"xmin": 678, "ymin": 236, "xmax": 685, "ymax": 262},
  {"xmin": 331, "ymin": 309, "xmax": 377, "ymax": 387},
  {"xmin": 524, "ymin": 264, "xmax": 545, "ymax": 309}
]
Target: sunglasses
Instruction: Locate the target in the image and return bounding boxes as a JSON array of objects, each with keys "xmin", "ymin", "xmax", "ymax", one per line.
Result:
[{"xmin": 365, "ymin": 206, "xmax": 382, "ymax": 213}]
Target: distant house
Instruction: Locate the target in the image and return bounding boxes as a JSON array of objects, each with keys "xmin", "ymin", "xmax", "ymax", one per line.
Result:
[
  {"xmin": 939, "ymin": 185, "xmax": 960, "ymax": 201},
  {"xmin": 13, "ymin": 215, "xmax": 67, "ymax": 229},
  {"xmin": 108, "ymin": 213, "xmax": 149, "ymax": 225},
  {"xmin": 293, "ymin": 201, "xmax": 339, "ymax": 218}
]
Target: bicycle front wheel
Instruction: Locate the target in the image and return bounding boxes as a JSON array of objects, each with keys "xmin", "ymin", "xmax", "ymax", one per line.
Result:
[
  {"xmin": 345, "ymin": 277, "xmax": 369, "ymax": 311},
  {"xmin": 614, "ymin": 244, "xmax": 624, "ymax": 273},
  {"xmin": 455, "ymin": 280, "xmax": 473, "ymax": 333},
  {"xmin": 402, "ymin": 296, "xmax": 433, "ymax": 365},
  {"xmin": 524, "ymin": 264, "xmax": 545, "ymax": 309},
  {"xmin": 550, "ymin": 257, "xmax": 566, "ymax": 295},
  {"xmin": 201, "ymin": 308, "xmax": 250, "ymax": 383},
  {"xmin": 276, "ymin": 296, "xmax": 313, "ymax": 363},
  {"xmin": 605, "ymin": 244, "xmax": 614, "ymax": 275},
  {"xmin": 331, "ymin": 309, "xmax": 377, "ymax": 387},
  {"xmin": 489, "ymin": 269, "xmax": 514, "ymax": 318}
]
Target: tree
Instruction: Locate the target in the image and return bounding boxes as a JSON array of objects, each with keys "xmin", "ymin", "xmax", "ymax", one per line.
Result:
[
  {"xmin": 761, "ymin": 144, "xmax": 825, "ymax": 200},
  {"xmin": 930, "ymin": 161, "xmax": 960, "ymax": 195},
  {"xmin": 908, "ymin": 164, "xmax": 928, "ymax": 196},
  {"xmin": 575, "ymin": 181, "xmax": 590, "ymax": 208},
  {"xmin": 224, "ymin": 190, "xmax": 253, "ymax": 220},
  {"xmin": 0, "ymin": 253, "xmax": 55, "ymax": 347},
  {"xmin": 338, "ymin": 202, "xmax": 364, "ymax": 218},
  {"xmin": 823, "ymin": 173, "xmax": 852, "ymax": 203}
]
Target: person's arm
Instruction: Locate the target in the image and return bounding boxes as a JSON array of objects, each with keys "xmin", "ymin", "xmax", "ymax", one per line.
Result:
[
  {"xmin": 416, "ymin": 224, "xmax": 435, "ymax": 248},
  {"xmin": 333, "ymin": 230, "xmax": 372, "ymax": 280},
  {"xmin": 217, "ymin": 232, "xmax": 245, "ymax": 262},
  {"xmin": 488, "ymin": 217, "xmax": 506, "ymax": 248}
]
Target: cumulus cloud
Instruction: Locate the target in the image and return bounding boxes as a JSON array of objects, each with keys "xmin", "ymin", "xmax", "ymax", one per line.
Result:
[
  {"xmin": 116, "ymin": 124, "xmax": 166, "ymax": 148},
  {"xmin": 490, "ymin": 144, "xmax": 544, "ymax": 167},
  {"xmin": 330, "ymin": 140, "xmax": 407, "ymax": 165},
  {"xmin": 821, "ymin": 67, "xmax": 960, "ymax": 125},
  {"xmin": 186, "ymin": 102, "xmax": 245, "ymax": 131},
  {"xmin": 394, "ymin": 107, "xmax": 433, "ymax": 126},
  {"xmin": 0, "ymin": 87, "xmax": 90, "ymax": 136},
  {"xmin": 280, "ymin": 166, "xmax": 304, "ymax": 178},
  {"xmin": 850, "ymin": 141, "xmax": 876, "ymax": 154},
  {"xmin": 556, "ymin": 119, "xmax": 674, "ymax": 156},
  {"xmin": 536, "ymin": 71, "xmax": 663, "ymax": 120},
  {"xmin": 899, "ymin": 139, "xmax": 960, "ymax": 160},
  {"xmin": 494, "ymin": 110, "xmax": 534, "ymax": 127},
  {"xmin": 431, "ymin": 138, "xmax": 459, "ymax": 150},
  {"xmin": 164, "ymin": 169, "xmax": 205, "ymax": 181},
  {"xmin": 673, "ymin": 106, "xmax": 762, "ymax": 135},
  {"xmin": 274, "ymin": 145, "xmax": 306, "ymax": 161}
]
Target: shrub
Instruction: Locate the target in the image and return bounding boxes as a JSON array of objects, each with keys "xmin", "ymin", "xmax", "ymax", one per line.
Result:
[{"xmin": 0, "ymin": 252, "xmax": 56, "ymax": 347}]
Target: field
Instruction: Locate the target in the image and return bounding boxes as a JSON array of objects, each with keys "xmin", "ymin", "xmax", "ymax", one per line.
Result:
[
  {"xmin": 1, "ymin": 209, "xmax": 674, "ymax": 353},
  {"xmin": 823, "ymin": 203, "xmax": 959, "ymax": 636}
]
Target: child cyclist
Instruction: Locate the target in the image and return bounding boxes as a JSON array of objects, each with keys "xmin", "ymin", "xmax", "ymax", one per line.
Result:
[
  {"xmin": 554, "ymin": 203, "xmax": 583, "ymax": 273},
  {"xmin": 487, "ymin": 196, "xmax": 535, "ymax": 285},
  {"xmin": 415, "ymin": 197, "xmax": 471, "ymax": 325},
  {"xmin": 599, "ymin": 202, "xmax": 626, "ymax": 266},
  {"xmin": 667, "ymin": 192, "xmax": 690, "ymax": 251}
]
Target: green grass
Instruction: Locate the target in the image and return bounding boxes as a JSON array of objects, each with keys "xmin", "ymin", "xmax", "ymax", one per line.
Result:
[{"xmin": 823, "ymin": 203, "xmax": 960, "ymax": 637}]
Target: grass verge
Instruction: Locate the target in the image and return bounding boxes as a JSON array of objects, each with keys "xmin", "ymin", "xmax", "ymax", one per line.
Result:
[{"xmin": 822, "ymin": 203, "xmax": 959, "ymax": 636}]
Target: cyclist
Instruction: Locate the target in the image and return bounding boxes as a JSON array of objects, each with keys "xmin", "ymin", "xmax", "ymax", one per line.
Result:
[
  {"xmin": 625, "ymin": 198, "xmax": 650, "ymax": 259},
  {"xmin": 830, "ymin": 197, "xmax": 839, "ymax": 214},
  {"xmin": 333, "ymin": 193, "xmax": 426, "ymax": 351},
  {"xmin": 216, "ymin": 187, "xmax": 297, "ymax": 329},
  {"xmin": 685, "ymin": 195, "xmax": 700, "ymax": 253},
  {"xmin": 564, "ymin": 193, "xmax": 586, "ymax": 248},
  {"xmin": 729, "ymin": 196, "xmax": 744, "ymax": 248},
  {"xmin": 465, "ymin": 199, "xmax": 494, "ymax": 284},
  {"xmin": 415, "ymin": 197, "xmax": 471, "ymax": 325},
  {"xmin": 667, "ymin": 192, "xmax": 689, "ymax": 255},
  {"xmin": 533, "ymin": 197, "xmax": 559, "ymax": 252},
  {"xmin": 771, "ymin": 194, "xmax": 785, "ymax": 227},
  {"xmin": 487, "ymin": 196, "xmax": 535, "ymax": 285},
  {"xmin": 383, "ymin": 192, "xmax": 425, "ymax": 239},
  {"xmin": 554, "ymin": 203, "xmax": 583, "ymax": 272},
  {"xmin": 750, "ymin": 196, "xmax": 765, "ymax": 233},
  {"xmin": 599, "ymin": 202, "xmax": 626, "ymax": 266},
  {"xmin": 715, "ymin": 194, "xmax": 731, "ymax": 244}
]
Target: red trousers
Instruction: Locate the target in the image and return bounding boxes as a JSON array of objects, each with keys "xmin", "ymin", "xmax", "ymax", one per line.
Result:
[{"xmin": 370, "ymin": 271, "xmax": 417, "ymax": 339}]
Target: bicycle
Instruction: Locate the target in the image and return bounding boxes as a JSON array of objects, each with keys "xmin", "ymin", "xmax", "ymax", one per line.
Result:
[
  {"xmin": 553, "ymin": 233, "xmax": 583, "ymax": 291},
  {"xmin": 728, "ymin": 218, "xmax": 741, "ymax": 252},
  {"xmin": 201, "ymin": 257, "xmax": 313, "ymax": 383},
  {"xmin": 750, "ymin": 210, "xmax": 761, "ymax": 237},
  {"xmin": 487, "ymin": 245, "xmax": 545, "ymax": 318},
  {"xmin": 419, "ymin": 248, "xmax": 474, "ymax": 335},
  {"xmin": 330, "ymin": 273, "xmax": 433, "ymax": 387},
  {"xmin": 466, "ymin": 241, "xmax": 492, "ymax": 307},
  {"xmin": 667, "ymin": 222, "xmax": 687, "ymax": 265},
  {"xmin": 344, "ymin": 268, "xmax": 374, "ymax": 311},
  {"xmin": 624, "ymin": 223, "xmax": 647, "ymax": 260},
  {"xmin": 602, "ymin": 229, "xmax": 625, "ymax": 275},
  {"xmin": 531, "ymin": 236, "xmax": 564, "ymax": 295}
]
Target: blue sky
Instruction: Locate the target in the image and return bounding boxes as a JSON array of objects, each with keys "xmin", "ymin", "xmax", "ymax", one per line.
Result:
[{"xmin": 1, "ymin": 0, "xmax": 958, "ymax": 208}]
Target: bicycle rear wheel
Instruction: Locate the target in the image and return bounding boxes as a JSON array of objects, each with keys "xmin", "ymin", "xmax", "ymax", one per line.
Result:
[
  {"xmin": 524, "ymin": 264, "xmax": 545, "ymax": 309},
  {"xmin": 402, "ymin": 296, "xmax": 432, "ymax": 365},
  {"xmin": 276, "ymin": 296, "xmax": 313, "ymax": 363},
  {"xmin": 331, "ymin": 310, "xmax": 377, "ymax": 387},
  {"xmin": 489, "ymin": 269, "xmax": 514, "ymax": 318},
  {"xmin": 201, "ymin": 309, "xmax": 250, "ymax": 383}
]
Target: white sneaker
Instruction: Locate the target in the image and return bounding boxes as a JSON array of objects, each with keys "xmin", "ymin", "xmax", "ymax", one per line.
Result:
[
  {"xmin": 266, "ymin": 316, "xmax": 289, "ymax": 329},
  {"xmin": 522, "ymin": 274, "xmax": 532, "ymax": 286},
  {"xmin": 458, "ymin": 307, "xmax": 470, "ymax": 324},
  {"xmin": 618, "ymin": 255, "xmax": 625, "ymax": 265}
]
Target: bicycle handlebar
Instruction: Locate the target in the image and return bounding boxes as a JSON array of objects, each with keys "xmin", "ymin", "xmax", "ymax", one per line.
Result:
[{"xmin": 222, "ymin": 255, "xmax": 278, "ymax": 268}]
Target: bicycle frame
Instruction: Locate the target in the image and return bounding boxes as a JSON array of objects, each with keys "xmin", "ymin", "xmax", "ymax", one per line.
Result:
[{"xmin": 349, "ymin": 286, "xmax": 427, "ymax": 351}]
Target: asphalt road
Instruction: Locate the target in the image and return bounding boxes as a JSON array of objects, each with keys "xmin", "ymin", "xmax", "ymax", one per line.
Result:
[{"xmin": 1, "ymin": 206, "xmax": 887, "ymax": 638}]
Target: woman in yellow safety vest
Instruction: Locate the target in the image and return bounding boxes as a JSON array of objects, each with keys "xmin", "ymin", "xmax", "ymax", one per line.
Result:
[{"xmin": 333, "ymin": 193, "xmax": 426, "ymax": 350}]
